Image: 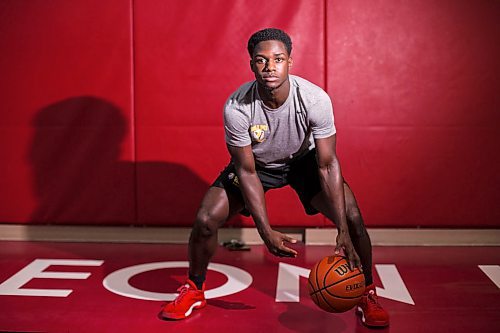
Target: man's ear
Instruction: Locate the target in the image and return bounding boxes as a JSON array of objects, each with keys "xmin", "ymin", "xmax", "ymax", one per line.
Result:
[
  {"xmin": 288, "ymin": 57, "xmax": 293, "ymax": 69},
  {"xmin": 249, "ymin": 59, "xmax": 254, "ymax": 70}
]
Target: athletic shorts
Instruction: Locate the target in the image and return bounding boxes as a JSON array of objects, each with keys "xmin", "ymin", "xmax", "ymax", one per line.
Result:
[{"xmin": 211, "ymin": 148, "xmax": 322, "ymax": 216}]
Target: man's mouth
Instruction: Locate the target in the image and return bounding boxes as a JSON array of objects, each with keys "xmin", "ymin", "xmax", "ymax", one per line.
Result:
[{"xmin": 262, "ymin": 76, "xmax": 279, "ymax": 82}]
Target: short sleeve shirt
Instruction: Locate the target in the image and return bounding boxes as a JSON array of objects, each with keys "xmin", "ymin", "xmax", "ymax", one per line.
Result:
[{"xmin": 223, "ymin": 75, "xmax": 335, "ymax": 169}]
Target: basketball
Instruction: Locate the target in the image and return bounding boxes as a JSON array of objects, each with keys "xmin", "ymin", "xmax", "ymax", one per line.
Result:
[{"xmin": 308, "ymin": 255, "xmax": 366, "ymax": 313}]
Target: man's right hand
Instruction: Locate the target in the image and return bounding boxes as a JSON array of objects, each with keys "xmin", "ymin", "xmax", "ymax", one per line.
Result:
[{"xmin": 260, "ymin": 229, "xmax": 298, "ymax": 258}]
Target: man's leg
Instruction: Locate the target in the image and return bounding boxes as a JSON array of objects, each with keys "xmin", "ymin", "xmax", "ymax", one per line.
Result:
[
  {"xmin": 309, "ymin": 182, "xmax": 373, "ymax": 284},
  {"xmin": 188, "ymin": 186, "xmax": 245, "ymax": 284},
  {"xmin": 309, "ymin": 182, "xmax": 389, "ymax": 327},
  {"xmin": 342, "ymin": 183, "xmax": 373, "ymax": 283},
  {"xmin": 160, "ymin": 186, "xmax": 244, "ymax": 320}
]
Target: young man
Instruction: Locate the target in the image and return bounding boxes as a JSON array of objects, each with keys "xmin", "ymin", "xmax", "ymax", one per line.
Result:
[{"xmin": 160, "ymin": 28, "xmax": 389, "ymax": 327}]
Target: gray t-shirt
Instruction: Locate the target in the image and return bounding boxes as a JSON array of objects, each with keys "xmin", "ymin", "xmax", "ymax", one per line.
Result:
[{"xmin": 224, "ymin": 75, "xmax": 336, "ymax": 169}]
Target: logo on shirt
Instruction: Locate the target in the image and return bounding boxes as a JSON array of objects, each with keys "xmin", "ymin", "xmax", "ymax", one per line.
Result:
[{"xmin": 250, "ymin": 124, "xmax": 268, "ymax": 143}]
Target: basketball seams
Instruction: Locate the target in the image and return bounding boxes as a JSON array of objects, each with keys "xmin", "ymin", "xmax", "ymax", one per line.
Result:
[
  {"xmin": 317, "ymin": 282, "xmax": 340, "ymax": 313},
  {"xmin": 310, "ymin": 258, "xmax": 341, "ymax": 312},
  {"xmin": 322, "ymin": 256, "xmax": 344, "ymax": 289},
  {"xmin": 321, "ymin": 293, "xmax": 362, "ymax": 300},
  {"xmin": 324, "ymin": 271, "xmax": 364, "ymax": 289}
]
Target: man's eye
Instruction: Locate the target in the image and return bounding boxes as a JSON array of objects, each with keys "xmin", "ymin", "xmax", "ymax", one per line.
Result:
[
  {"xmin": 275, "ymin": 58, "xmax": 284, "ymax": 63},
  {"xmin": 256, "ymin": 59, "xmax": 266, "ymax": 64}
]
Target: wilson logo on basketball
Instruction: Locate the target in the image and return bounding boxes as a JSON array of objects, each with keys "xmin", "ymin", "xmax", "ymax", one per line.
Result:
[{"xmin": 334, "ymin": 263, "xmax": 351, "ymax": 276}]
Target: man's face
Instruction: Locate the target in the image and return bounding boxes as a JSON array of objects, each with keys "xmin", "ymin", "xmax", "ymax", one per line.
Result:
[{"xmin": 250, "ymin": 40, "xmax": 292, "ymax": 91}]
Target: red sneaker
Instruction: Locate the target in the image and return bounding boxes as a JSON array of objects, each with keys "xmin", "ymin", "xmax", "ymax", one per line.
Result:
[
  {"xmin": 356, "ymin": 284, "xmax": 390, "ymax": 327},
  {"xmin": 160, "ymin": 279, "xmax": 206, "ymax": 320}
]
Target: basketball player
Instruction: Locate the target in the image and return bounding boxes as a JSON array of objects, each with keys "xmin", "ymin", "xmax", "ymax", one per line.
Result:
[{"xmin": 160, "ymin": 28, "xmax": 389, "ymax": 327}]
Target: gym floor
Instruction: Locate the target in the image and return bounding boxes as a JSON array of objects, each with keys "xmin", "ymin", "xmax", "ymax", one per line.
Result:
[{"xmin": 0, "ymin": 241, "xmax": 499, "ymax": 333}]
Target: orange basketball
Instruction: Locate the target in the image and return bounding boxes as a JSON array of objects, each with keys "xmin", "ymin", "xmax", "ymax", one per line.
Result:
[{"xmin": 308, "ymin": 255, "xmax": 365, "ymax": 313}]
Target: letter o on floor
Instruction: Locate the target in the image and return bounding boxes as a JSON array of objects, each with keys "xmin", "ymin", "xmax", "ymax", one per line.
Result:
[{"xmin": 102, "ymin": 261, "xmax": 253, "ymax": 301}]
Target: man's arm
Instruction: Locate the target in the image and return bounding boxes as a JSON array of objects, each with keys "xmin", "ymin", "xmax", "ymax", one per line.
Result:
[
  {"xmin": 315, "ymin": 134, "xmax": 361, "ymax": 268},
  {"xmin": 227, "ymin": 144, "xmax": 297, "ymax": 257}
]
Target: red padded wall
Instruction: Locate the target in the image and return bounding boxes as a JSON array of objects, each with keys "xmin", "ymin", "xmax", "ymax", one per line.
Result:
[
  {"xmin": 0, "ymin": 0, "xmax": 135, "ymax": 224},
  {"xmin": 0, "ymin": 0, "xmax": 498, "ymax": 227},
  {"xmin": 133, "ymin": 0, "xmax": 327, "ymax": 226},
  {"xmin": 327, "ymin": 0, "xmax": 500, "ymax": 227}
]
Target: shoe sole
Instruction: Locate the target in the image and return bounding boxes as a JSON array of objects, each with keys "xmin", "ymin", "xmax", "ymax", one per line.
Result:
[
  {"xmin": 356, "ymin": 306, "xmax": 389, "ymax": 327},
  {"xmin": 160, "ymin": 301, "xmax": 206, "ymax": 320}
]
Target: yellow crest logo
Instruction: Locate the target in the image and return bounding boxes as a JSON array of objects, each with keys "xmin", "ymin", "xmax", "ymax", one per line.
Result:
[{"xmin": 250, "ymin": 124, "xmax": 268, "ymax": 143}]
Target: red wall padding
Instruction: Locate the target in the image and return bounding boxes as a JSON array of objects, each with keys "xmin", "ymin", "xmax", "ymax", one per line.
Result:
[
  {"xmin": 0, "ymin": 0, "xmax": 135, "ymax": 224},
  {"xmin": 133, "ymin": 0, "xmax": 326, "ymax": 226},
  {"xmin": 327, "ymin": 0, "xmax": 500, "ymax": 227},
  {"xmin": 0, "ymin": 0, "xmax": 498, "ymax": 227}
]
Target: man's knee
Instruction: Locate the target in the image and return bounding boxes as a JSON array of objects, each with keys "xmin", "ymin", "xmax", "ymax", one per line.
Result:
[{"xmin": 193, "ymin": 209, "xmax": 221, "ymax": 238}]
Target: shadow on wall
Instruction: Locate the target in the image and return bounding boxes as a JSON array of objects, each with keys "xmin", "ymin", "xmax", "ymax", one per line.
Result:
[{"xmin": 27, "ymin": 96, "xmax": 217, "ymax": 226}]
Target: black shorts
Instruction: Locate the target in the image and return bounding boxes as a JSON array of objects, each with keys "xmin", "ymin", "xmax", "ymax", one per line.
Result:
[{"xmin": 212, "ymin": 149, "xmax": 322, "ymax": 216}]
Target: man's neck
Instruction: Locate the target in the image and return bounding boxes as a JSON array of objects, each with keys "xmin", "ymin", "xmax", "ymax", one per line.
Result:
[{"xmin": 258, "ymin": 78, "xmax": 290, "ymax": 109}]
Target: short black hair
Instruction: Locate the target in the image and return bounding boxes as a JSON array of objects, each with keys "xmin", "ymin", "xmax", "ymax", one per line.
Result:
[{"xmin": 247, "ymin": 28, "xmax": 292, "ymax": 57}]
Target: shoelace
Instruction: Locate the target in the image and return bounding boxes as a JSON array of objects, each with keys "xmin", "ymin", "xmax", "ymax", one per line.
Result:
[
  {"xmin": 367, "ymin": 290, "xmax": 383, "ymax": 310},
  {"xmin": 173, "ymin": 284, "xmax": 190, "ymax": 305}
]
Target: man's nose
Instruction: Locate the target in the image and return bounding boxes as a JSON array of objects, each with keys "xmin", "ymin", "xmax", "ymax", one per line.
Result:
[{"xmin": 265, "ymin": 60, "xmax": 276, "ymax": 71}]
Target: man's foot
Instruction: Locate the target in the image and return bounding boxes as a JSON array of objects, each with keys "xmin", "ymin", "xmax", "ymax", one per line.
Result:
[
  {"xmin": 160, "ymin": 279, "xmax": 206, "ymax": 320},
  {"xmin": 356, "ymin": 284, "xmax": 390, "ymax": 327}
]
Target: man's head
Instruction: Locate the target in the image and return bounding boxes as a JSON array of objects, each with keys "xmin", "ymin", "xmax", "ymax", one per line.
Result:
[
  {"xmin": 248, "ymin": 28, "xmax": 293, "ymax": 92},
  {"xmin": 247, "ymin": 28, "xmax": 292, "ymax": 57}
]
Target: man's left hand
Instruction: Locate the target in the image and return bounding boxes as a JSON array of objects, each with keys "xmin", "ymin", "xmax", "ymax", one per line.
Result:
[{"xmin": 335, "ymin": 231, "xmax": 361, "ymax": 270}]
